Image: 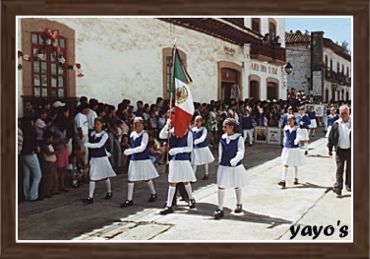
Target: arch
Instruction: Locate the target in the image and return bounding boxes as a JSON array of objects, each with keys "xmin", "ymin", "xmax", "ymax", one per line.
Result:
[
  {"xmin": 217, "ymin": 61, "xmax": 243, "ymax": 101},
  {"xmin": 21, "ymin": 18, "xmax": 76, "ymax": 98},
  {"xmin": 248, "ymin": 74, "xmax": 261, "ymax": 100},
  {"xmin": 266, "ymin": 77, "xmax": 279, "ymax": 100},
  {"xmin": 162, "ymin": 47, "xmax": 187, "ymax": 100}
]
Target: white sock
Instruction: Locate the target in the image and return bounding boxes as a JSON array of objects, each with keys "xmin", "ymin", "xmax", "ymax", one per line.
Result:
[
  {"xmin": 218, "ymin": 189, "xmax": 225, "ymax": 210},
  {"xmin": 184, "ymin": 183, "xmax": 194, "ymax": 200},
  {"xmin": 282, "ymin": 167, "xmax": 288, "ymax": 181},
  {"xmin": 146, "ymin": 180, "xmax": 156, "ymax": 195},
  {"xmin": 294, "ymin": 166, "xmax": 298, "ymax": 179},
  {"xmin": 166, "ymin": 186, "xmax": 176, "ymax": 207},
  {"xmin": 88, "ymin": 181, "xmax": 95, "ymax": 198},
  {"xmin": 193, "ymin": 165, "xmax": 197, "ymax": 175},
  {"xmin": 205, "ymin": 164, "xmax": 209, "ymax": 176},
  {"xmin": 105, "ymin": 178, "xmax": 111, "ymax": 193},
  {"xmin": 127, "ymin": 182, "xmax": 134, "ymax": 201},
  {"xmin": 235, "ymin": 188, "xmax": 242, "ymax": 204}
]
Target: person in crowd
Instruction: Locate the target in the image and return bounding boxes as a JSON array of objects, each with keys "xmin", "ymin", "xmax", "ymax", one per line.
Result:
[
  {"xmin": 278, "ymin": 115, "xmax": 304, "ymax": 189},
  {"xmin": 41, "ymin": 130, "xmax": 57, "ymax": 198},
  {"xmin": 74, "ymin": 103, "xmax": 90, "ymax": 166},
  {"xmin": 135, "ymin": 100, "xmax": 144, "ymax": 117},
  {"xmin": 87, "ymin": 98, "xmax": 98, "ymax": 137},
  {"xmin": 296, "ymin": 106, "xmax": 311, "ymax": 155},
  {"xmin": 308, "ymin": 106, "xmax": 317, "ymax": 137},
  {"xmin": 23, "ymin": 100, "xmax": 37, "ymax": 120},
  {"xmin": 241, "ymin": 108, "xmax": 255, "ymax": 146},
  {"xmin": 328, "ymin": 105, "xmax": 351, "ymax": 196},
  {"xmin": 191, "ymin": 116, "xmax": 215, "ymax": 180},
  {"xmin": 83, "ymin": 117, "xmax": 116, "ymax": 204},
  {"xmin": 104, "ymin": 105, "xmax": 121, "ymax": 170},
  {"xmin": 208, "ymin": 106, "xmax": 219, "ymax": 149},
  {"xmin": 121, "ymin": 117, "xmax": 159, "ymax": 208},
  {"xmin": 214, "ymin": 118, "xmax": 247, "ymax": 220},
  {"xmin": 20, "ymin": 117, "xmax": 42, "ymax": 201}
]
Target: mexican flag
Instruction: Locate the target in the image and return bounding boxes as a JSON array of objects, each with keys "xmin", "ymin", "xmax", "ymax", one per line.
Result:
[{"xmin": 171, "ymin": 48, "xmax": 194, "ymax": 138}]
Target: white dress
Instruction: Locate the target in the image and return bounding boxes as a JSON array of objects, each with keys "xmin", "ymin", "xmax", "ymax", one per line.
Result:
[
  {"xmin": 217, "ymin": 133, "xmax": 248, "ymax": 189},
  {"xmin": 191, "ymin": 127, "xmax": 215, "ymax": 166},
  {"xmin": 85, "ymin": 131, "xmax": 117, "ymax": 181},
  {"xmin": 159, "ymin": 123, "xmax": 197, "ymax": 183},
  {"xmin": 281, "ymin": 126, "xmax": 304, "ymax": 167},
  {"xmin": 125, "ymin": 131, "xmax": 159, "ymax": 181}
]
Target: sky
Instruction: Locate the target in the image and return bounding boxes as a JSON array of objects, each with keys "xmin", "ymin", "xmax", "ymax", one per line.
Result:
[{"xmin": 285, "ymin": 17, "xmax": 352, "ymax": 52}]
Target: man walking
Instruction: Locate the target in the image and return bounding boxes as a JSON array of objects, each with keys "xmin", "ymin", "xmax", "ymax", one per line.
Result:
[{"xmin": 328, "ymin": 105, "xmax": 351, "ymax": 196}]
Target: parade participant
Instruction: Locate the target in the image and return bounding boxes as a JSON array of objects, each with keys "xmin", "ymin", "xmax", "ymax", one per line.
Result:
[
  {"xmin": 297, "ymin": 106, "xmax": 311, "ymax": 155},
  {"xmin": 191, "ymin": 115, "xmax": 215, "ymax": 180},
  {"xmin": 308, "ymin": 106, "xmax": 317, "ymax": 137},
  {"xmin": 82, "ymin": 117, "xmax": 116, "ymax": 204},
  {"xmin": 325, "ymin": 107, "xmax": 339, "ymax": 138},
  {"xmin": 278, "ymin": 115, "xmax": 304, "ymax": 189},
  {"xmin": 159, "ymin": 114, "xmax": 197, "ymax": 215},
  {"xmin": 241, "ymin": 108, "xmax": 255, "ymax": 146},
  {"xmin": 280, "ymin": 106, "xmax": 293, "ymax": 128},
  {"xmin": 214, "ymin": 118, "xmax": 247, "ymax": 220},
  {"xmin": 120, "ymin": 117, "xmax": 159, "ymax": 208}
]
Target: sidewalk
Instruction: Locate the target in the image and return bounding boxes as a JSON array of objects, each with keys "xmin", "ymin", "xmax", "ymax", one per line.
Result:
[{"xmin": 73, "ymin": 138, "xmax": 352, "ymax": 241}]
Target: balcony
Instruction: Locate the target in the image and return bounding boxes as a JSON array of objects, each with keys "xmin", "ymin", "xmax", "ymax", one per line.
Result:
[
  {"xmin": 325, "ymin": 70, "xmax": 351, "ymax": 87},
  {"xmin": 250, "ymin": 43, "xmax": 286, "ymax": 65}
]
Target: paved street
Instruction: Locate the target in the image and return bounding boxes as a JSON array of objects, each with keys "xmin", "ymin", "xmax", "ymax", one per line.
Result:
[{"xmin": 18, "ymin": 129, "xmax": 352, "ymax": 241}]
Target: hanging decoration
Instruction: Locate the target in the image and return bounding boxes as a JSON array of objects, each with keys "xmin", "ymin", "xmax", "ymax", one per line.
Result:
[{"xmin": 17, "ymin": 28, "xmax": 83, "ymax": 78}]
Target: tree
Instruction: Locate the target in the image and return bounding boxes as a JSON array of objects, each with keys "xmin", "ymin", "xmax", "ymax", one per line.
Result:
[{"xmin": 341, "ymin": 41, "xmax": 350, "ymax": 53}]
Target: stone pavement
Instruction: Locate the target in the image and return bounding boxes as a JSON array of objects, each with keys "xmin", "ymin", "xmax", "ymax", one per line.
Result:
[{"xmin": 18, "ymin": 130, "xmax": 352, "ymax": 241}]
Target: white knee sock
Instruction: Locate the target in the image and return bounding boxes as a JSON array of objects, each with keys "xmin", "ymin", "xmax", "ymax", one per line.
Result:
[
  {"xmin": 105, "ymin": 178, "xmax": 111, "ymax": 193},
  {"xmin": 282, "ymin": 167, "xmax": 288, "ymax": 181},
  {"xmin": 88, "ymin": 181, "xmax": 95, "ymax": 199},
  {"xmin": 205, "ymin": 164, "xmax": 209, "ymax": 176},
  {"xmin": 235, "ymin": 188, "xmax": 242, "ymax": 204},
  {"xmin": 166, "ymin": 186, "xmax": 176, "ymax": 207},
  {"xmin": 127, "ymin": 182, "xmax": 134, "ymax": 201},
  {"xmin": 218, "ymin": 189, "xmax": 225, "ymax": 210},
  {"xmin": 184, "ymin": 183, "xmax": 194, "ymax": 199},
  {"xmin": 294, "ymin": 166, "xmax": 298, "ymax": 179},
  {"xmin": 146, "ymin": 180, "xmax": 156, "ymax": 194},
  {"xmin": 193, "ymin": 165, "xmax": 197, "ymax": 175}
]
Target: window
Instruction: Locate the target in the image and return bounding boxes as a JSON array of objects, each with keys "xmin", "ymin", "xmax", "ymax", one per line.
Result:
[
  {"xmin": 346, "ymin": 67, "xmax": 349, "ymax": 77},
  {"xmin": 325, "ymin": 55, "xmax": 328, "ymax": 70},
  {"xmin": 162, "ymin": 48, "xmax": 186, "ymax": 99},
  {"xmin": 31, "ymin": 32, "xmax": 67, "ymax": 98},
  {"xmin": 342, "ymin": 64, "xmax": 344, "ymax": 74},
  {"xmin": 337, "ymin": 62, "xmax": 340, "ymax": 73},
  {"xmin": 268, "ymin": 19, "xmax": 277, "ymax": 41},
  {"xmin": 249, "ymin": 80, "xmax": 260, "ymax": 100},
  {"xmin": 251, "ymin": 18, "xmax": 260, "ymax": 33},
  {"xmin": 330, "ymin": 59, "xmax": 333, "ymax": 71},
  {"xmin": 267, "ymin": 82, "xmax": 278, "ymax": 100}
]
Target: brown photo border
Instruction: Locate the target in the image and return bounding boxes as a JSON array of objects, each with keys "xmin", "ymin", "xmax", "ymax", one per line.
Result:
[{"xmin": 1, "ymin": 0, "xmax": 369, "ymax": 258}]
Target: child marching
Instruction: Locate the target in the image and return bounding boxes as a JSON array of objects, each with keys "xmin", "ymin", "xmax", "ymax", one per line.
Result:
[
  {"xmin": 325, "ymin": 107, "xmax": 339, "ymax": 138},
  {"xmin": 297, "ymin": 106, "xmax": 311, "ymax": 155},
  {"xmin": 241, "ymin": 108, "xmax": 255, "ymax": 146},
  {"xmin": 121, "ymin": 117, "xmax": 159, "ymax": 208},
  {"xmin": 214, "ymin": 118, "xmax": 247, "ymax": 220},
  {"xmin": 308, "ymin": 106, "xmax": 317, "ymax": 137},
  {"xmin": 191, "ymin": 115, "xmax": 215, "ymax": 180},
  {"xmin": 278, "ymin": 115, "xmax": 304, "ymax": 189},
  {"xmin": 83, "ymin": 117, "xmax": 116, "ymax": 204}
]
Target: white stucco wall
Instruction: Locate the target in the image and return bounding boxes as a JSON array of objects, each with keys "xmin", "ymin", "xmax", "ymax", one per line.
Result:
[
  {"xmin": 48, "ymin": 18, "xmax": 248, "ymax": 106},
  {"xmin": 286, "ymin": 46, "xmax": 311, "ymax": 94}
]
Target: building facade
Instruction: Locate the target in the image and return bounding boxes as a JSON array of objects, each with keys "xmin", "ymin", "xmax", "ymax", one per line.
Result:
[
  {"xmin": 17, "ymin": 17, "xmax": 287, "ymax": 116},
  {"xmin": 286, "ymin": 31, "xmax": 351, "ymax": 102}
]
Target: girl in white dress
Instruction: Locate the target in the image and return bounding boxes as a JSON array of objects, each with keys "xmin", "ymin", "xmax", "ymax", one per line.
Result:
[
  {"xmin": 278, "ymin": 115, "xmax": 304, "ymax": 189},
  {"xmin": 83, "ymin": 117, "xmax": 116, "ymax": 204},
  {"xmin": 159, "ymin": 118, "xmax": 197, "ymax": 215},
  {"xmin": 214, "ymin": 118, "xmax": 247, "ymax": 220},
  {"xmin": 121, "ymin": 117, "xmax": 159, "ymax": 208},
  {"xmin": 191, "ymin": 116, "xmax": 215, "ymax": 180}
]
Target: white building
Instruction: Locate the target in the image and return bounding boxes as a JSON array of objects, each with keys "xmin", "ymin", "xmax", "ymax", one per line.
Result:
[
  {"xmin": 17, "ymin": 17, "xmax": 287, "ymax": 116},
  {"xmin": 286, "ymin": 31, "xmax": 351, "ymax": 102}
]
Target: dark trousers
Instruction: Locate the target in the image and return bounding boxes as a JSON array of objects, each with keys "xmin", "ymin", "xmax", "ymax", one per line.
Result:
[{"xmin": 335, "ymin": 148, "xmax": 351, "ymax": 190}]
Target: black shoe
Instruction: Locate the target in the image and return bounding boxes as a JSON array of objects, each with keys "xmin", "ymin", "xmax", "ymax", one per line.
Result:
[
  {"xmin": 304, "ymin": 150, "xmax": 308, "ymax": 155},
  {"xmin": 104, "ymin": 192, "xmax": 113, "ymax": 200},
  {"xmin": 160, "ymin": 206, "xmax": 173, "ymax": 215},
  {"xmin": 293, "ymin": 178, "xmax": 299, "ymax": 185},
  {"xmin": 189, "ymin": 199, "xmax": 196, "ymax": 209},
  {"xmin": 345, "ymin": 186, "xmax": 351, "ymax": 192},
  {"xmin": 148, "ymin": 193, "xmax": 157, "ymax": 202},
  {"xmin": 82, "ymin": 197, "xmax": 94, "ymax": 204},
  {"xmin": 120, "ymin": 200, "xmax": 133, "ymax": 208},
  {"xmin": 29, "ymin": 197, "xmax": 43, "ymax": 202},
  {"xmin": 214, "ymin": 209, "xmax": 224, "ymax": 220},
  {"xmin": 180, "ymin": 197, "xmax": 189, "ymax": 203},
  {"xmin": 234, "ymin": 204, "xmax": 243, "ymax": 213},
  {"xmin": 278, "ymin": 180, "xmax": 286, "ymax": 188},
  {"xmin": 333, "ymin": 187, "xmax": 342, "ymax": 196},
  {"xmin": 202, "ymin": 174, "xmax": 209, "ymax": 180}
]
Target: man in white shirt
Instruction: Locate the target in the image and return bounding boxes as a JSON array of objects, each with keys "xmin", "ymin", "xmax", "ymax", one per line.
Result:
[
  {"xmin": 328, "ymin": 105, "xmax": 351, "ymax": 196},
  {"xmin": 87, "ymin": 99, "xmax": 98, "ymax": 134},
  {"xmin": 74, "ymin": 103, "xmax": 90, "ymax": 165}
]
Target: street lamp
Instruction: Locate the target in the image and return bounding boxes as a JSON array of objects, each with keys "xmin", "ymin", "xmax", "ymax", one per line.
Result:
[{"xmin": 284, "ymin": 62, "xmax": 293, "ymax": 75}]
